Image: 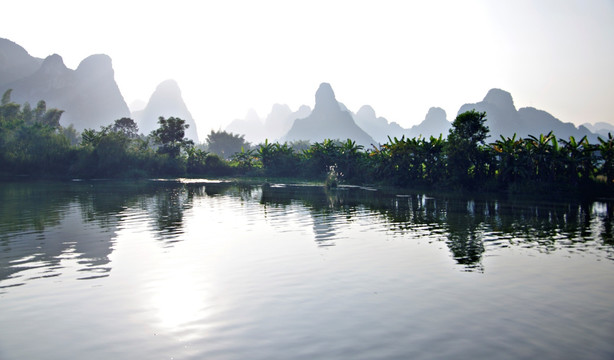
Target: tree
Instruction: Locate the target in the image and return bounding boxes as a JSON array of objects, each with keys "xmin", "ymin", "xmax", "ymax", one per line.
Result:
[
  {"xmin": 0, "ymin": 89, "xmax": 20, "ymax": 121},
  {"xmin": 491, "ymin": 134, "xmax": 529, "ymax": 183},
  {"xmin": 206, "ymin": 130, "xmax": 249, "ymax": 159},
  {"xmin": 112, "ymin": 117, "xmax": 139, "ymax": 138},
  {"xmin": 597, "ymin": 133, "xmax": 614, "ymax": 183},
  {"xmin": 22, "ymin": 102, "xmax": 33, "ymax": 124},
  {"xmin": 338, "ymin": 139, "xmax": 364, "ymax": 180},
  {"xmin": 446, "ymin": 110, "xmax": 489, "ymax": 187},
  {"xmin": 61, "ymin": 124, "xmax": 80, "ymax": 145},
  {"xmin": 40, "ymin": 108, "xmax": 64, "ymax": 129},
  {"xmin": 151, "ymin": 116, "xmax": 194, "ymax": 158},
  {"xmin": 1, "ymin": 89, "xmax": 12, "ymax": 106},
  {"xmin": 34, "ymin": 100, "xmax": 47, "ymax": 123},
  {"xmin": 231, "ymin": 147, "xmax": 256, "ymax": 172},
  {"xmin": 256, "ymin": 140, "xmax": 298, "ymax": 176}
]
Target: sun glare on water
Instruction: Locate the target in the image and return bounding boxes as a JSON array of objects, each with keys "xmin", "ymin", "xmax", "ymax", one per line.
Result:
[{"xmin": 150, "ymin": 268, "xmax": 209, "ymax": 330}]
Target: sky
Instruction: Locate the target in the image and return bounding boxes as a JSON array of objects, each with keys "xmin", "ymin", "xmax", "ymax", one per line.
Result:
[{"xmin": 2, "ymin": 0, "xmax": 613, "ymax": 140}]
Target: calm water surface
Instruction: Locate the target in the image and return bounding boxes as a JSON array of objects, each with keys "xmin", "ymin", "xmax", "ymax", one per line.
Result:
[{"xmin": 0, "ymin": 180, "xmax": 613, "ymax": 359}]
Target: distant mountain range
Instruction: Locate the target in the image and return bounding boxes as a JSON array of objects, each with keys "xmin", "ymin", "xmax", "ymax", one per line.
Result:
[
  {"xmin": 0, "ymin": 38, "xmax": 199, "ymax": 142},
  {"xmin": 458, "ymin": 88, "xmax": 597, "ymax": 142},
  {"xmin": 0, "ymin": 38, "xmax": 129, "ymax": 131},
  {"xmin": 581, "ymin": 122, "xmax": 614, "ymax": 139},
  {"xmin": 2, "ymin": 37, "xmax": 607, "ymax": 145},
  {"xmin": 226, "ymin": 104, "xmax": 311, "ymax": 144},
  {"xmin": 353, "ymin": 105, "xmax": 405, "ymax": 143},
  {"xmin": 228, "ymin": 85, "xmax": 601, "ymax": 145}
]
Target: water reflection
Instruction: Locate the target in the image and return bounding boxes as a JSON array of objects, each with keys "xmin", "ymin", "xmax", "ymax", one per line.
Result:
[
  {"xmin": 259, "ymin": 185, "xmax": 614, "ymax": 270},
  {"xmin": 0, "ymin": 181, "xmax": 193, "ymax": 287},
  {"xmin": 1, "ymin": 180, "xmax": 613, "ymax": 289},
  {"xmin": 0, "ymin": 182, "xmax": 121, "ymax": 286},
  {"xmin": 152, "ymin": 183, "xmax": 190, "ymax": 244},
  {"xmin": 1, "ymin": 180, "xmax": 613, "ymax": 360}
]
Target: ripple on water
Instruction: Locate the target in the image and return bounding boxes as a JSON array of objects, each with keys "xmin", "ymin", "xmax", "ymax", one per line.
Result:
[{"xmin": 0, "ymin": 181, "xmax": 613, "ymax": 360}]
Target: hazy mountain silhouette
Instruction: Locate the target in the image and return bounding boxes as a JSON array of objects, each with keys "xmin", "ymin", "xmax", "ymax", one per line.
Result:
[
  {"xmin": 458, "ymin": 88, "xmax": 596, "ymax": 141},
  {"xmin": 264, "ymin": 103, "xmax": 312, "ymax": 141},
  {"xmin": 581, "ymin": 122, "xmax": 614, "ymax": 138},
  {"xmin": 406, "ymin": 107, "xmax": 451, "ymax": 139},
  {"xmin": 225, "ymin": 109, "xmax": 265, "ymax": 144},
  {"xmin": 283, "ymin": 83, "xmax": 375, "ymax": 146},
  {"xmin": 352, "ymin": 105, "xmax": 405, "ymax": 143},
  {"xmin": 0, "ymin": 38, "xmax": 43, "ymax": 86},
  {"xmin": 225, "ymin": 104, "xmax": 312, "ymax": 144},
  {"xmin": 0, "ymin": 38, "xmax": 130, "ymax": 131},
  {"xmin": 132, "ymin": 79, "xmax": 199, "ymax": 142}
]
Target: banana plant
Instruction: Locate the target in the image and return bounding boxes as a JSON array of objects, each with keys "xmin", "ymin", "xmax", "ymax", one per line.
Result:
[
  {"xmin": 596, "ymin": 133, "xmax": 614, "ymax": 183},
  {"xmin": 231, "ymin": 147, "xmax": 256, "ymax": 170},
  {"xmin": 491, "ymin": 134, "xmax": 529, "ymax": 182},
  {"xmin": 559, "ymin": 135, "xmax": 594, "ymax": 183}
]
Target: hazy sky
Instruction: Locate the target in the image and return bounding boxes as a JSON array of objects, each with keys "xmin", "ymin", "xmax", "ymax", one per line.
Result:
[{"xmin": 2, "ymin": 0, "xmax": 613, "ymax": 139}]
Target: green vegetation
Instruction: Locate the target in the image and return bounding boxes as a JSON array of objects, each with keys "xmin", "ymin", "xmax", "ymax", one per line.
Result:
[{"xmin": 1, "ymin": 90, "xmax": 613, "ymax": 195}]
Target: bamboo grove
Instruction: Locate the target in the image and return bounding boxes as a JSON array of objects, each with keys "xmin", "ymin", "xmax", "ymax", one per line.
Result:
[{"xmin": 1, "ymin": 91, "xmax": 613, "ymax": 194}]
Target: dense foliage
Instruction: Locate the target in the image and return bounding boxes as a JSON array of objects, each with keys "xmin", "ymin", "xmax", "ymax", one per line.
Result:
[{"xmin": 1, "ymin": 91, "xmax": 612, "ymax": 194}]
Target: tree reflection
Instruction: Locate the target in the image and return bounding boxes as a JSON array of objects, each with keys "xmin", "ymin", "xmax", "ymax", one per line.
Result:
[
  {"xmin": 603, "ymin": 202, "xmax": 614, "ymax": 246},
  {"xmin": 444, "ymin": 199, "xmax": 486, "ymax": 272},
  {"xmin": 153, "ymin": 183, "xmax": 189, "ymax": 244},
  {"xmin": 2, "ymin": 180, "xmax": 612, "ymax": 285},
  {"xmin": 258, "ymin": 184, "xmax": 614, "ymax": 270}
]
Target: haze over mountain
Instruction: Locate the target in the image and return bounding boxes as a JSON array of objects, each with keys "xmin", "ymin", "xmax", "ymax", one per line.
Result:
[
  {"xmin": 0, "ymin": 38, "xmax": 42, "ymax": 85},
  {"xmin": 406, "ymin": 107, "xmax": 451, "ymax": 139},
  {"xmin": 581, "ymin": 122, "xmax": 614, "ymax": 139},
  {"xmin": 2, "ymin": 37, "xmax": 606, "ymax": 146},
  {"xmin": 264, "ymin": 103, "xmax": 311, "ymax": 142},
  {"xmin": 0, "ymin": 38, "xmax": 129, "ymax": 131},
  {"xmin": 225, "ymin": 109, "xmax": 265, "ymax": 144},
  {"xmin": 283, "ymin": 83, "xmax": 375, "ymax": 147},
  {"xmin": 225, "ymin": 104, "xmax": 312, "ymax": 144},
  {"xmin": 132, "ymin": 79, "xmax": 199, "ymax": 142},
  {"xmin": 352, "ymin": 105, "xmax": 405, "ymax": 144},
  {"xmin": 458, "ymin": 88, "xmax": 597, "ymax": 142}
]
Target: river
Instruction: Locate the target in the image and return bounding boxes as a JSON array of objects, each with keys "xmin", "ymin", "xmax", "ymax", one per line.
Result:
[{"xmin": 0, "ymin": 179, "xmax": 613, "ymax": 359}]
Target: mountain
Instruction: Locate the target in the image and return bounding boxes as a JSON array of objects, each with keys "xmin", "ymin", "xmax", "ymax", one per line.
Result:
[
  {"xmin": 0, "ymin": 39, "xmax": 130, "ymax": 131},
  {"xmin": 70, "ymin": 54, "xmax": 131, "ymax": 130},
  {"xmin": 132, "ymin": 79, "xmax": 199, "ymax": 142},
  {"xmin": 407, "ymin": 107, "xmax": 451, "ymax": 139},
  {"xmin": 225, "ymin": 104, "xmax": 312, "ymax": 144},
  {"xmin": 225, "ymin": 109, "xmax": 266, "ymax": 144},
  {"xmin": 581, "ymin": 122, "xmax": 614, "ymax": 138},
  {"xmin": 264, "ymin": 103, "xmax": 312, "ymax": 142},
  {"xmin": 458, "ymin": 88, "xmax": 596, "ymax": 141},
  {"xmin": 352, "ymin": 105, "xmax": 405, "ymax": 144},
  {"xmin": 283, "ymin": 83, "xmax": 376, "ymax": 147},
  {"xmin": 0, "ymin": 38, "xmax": 42, "ymax": 86}
]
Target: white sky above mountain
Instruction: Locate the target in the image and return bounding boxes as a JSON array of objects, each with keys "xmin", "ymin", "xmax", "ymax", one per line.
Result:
[{"xmin": 2, "ymin": 0, "xmax": 613, "ymax": 140}]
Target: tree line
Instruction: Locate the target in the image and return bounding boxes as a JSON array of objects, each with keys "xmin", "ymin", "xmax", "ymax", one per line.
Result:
[{"xmin": 1, "ymin": 90, "xmax": 612, "ymax": 194}]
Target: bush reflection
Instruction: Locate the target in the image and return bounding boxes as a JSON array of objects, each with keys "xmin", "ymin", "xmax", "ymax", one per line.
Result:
[{"xmin": 1, "ymin": 180, "xmax": 612, "ymax": 288}]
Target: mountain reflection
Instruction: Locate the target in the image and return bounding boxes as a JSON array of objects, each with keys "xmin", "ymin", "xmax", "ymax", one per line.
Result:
[
  {"xmin": 1, "ymin": 180, "xmax": 613, "ymax": 288},
  {"xmin": 0, "ymin": 180, "xmax": 196, "ymax": 286},
  {"xmin": 0, "ymin": 181, "xmax": 122, "ymax": 285}
]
